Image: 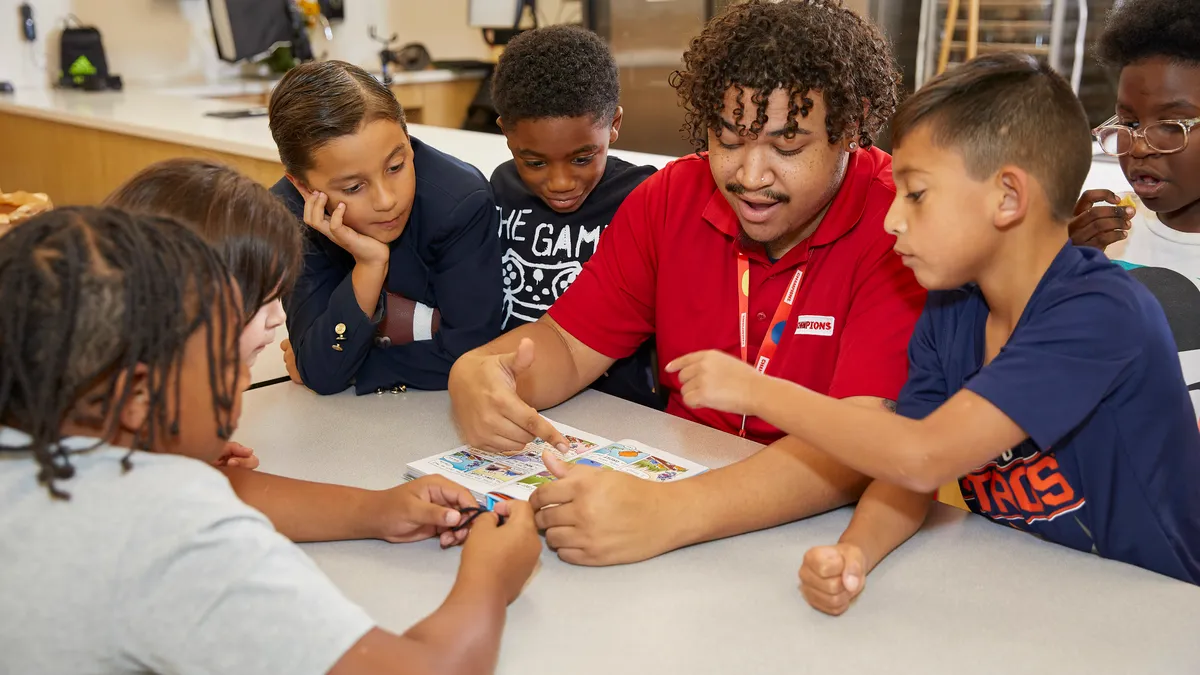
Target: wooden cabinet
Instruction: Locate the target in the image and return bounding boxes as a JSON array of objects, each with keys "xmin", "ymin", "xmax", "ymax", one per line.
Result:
[
  {"xmin": 208, "ymin": 76, "xmax": 482, "ymax": 130},
  {"xmin": 389, "ymin": 78, "xmax": 480, "ymax": 129}
]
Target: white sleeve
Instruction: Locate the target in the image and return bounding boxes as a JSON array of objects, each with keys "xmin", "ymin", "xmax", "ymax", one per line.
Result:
[{"xmin": 115, "ymin": 472, "xmax": 375, "ymax": 675}]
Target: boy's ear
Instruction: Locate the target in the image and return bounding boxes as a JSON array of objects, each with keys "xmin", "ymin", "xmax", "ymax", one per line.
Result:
[
  {"xmin": 115, "ymin": 364, "xmax": 152, "ymax": 441},
  {"xmin": 610, "ymin": 106, "xmax": 624, "ymax": 144},
  {"xmin": 285, "ymin": 174, "xmax": 311, "ymax": 197},
  {"xmin": 496, "ymin": 116, "xmax": 506, "ymax": 134},
  {"xmin": 994, "ymin": 165, "xmax": 1030, "ymax": 231}
]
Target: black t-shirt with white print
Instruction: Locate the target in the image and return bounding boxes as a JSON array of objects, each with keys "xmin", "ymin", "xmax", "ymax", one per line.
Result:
[
  {"xmin": 492, "ymin": 155, "xmax": 656, "ymax": 329},
  {"xmin": 491, "ymin": 155, "xmax": 663, "ymax": 408}
]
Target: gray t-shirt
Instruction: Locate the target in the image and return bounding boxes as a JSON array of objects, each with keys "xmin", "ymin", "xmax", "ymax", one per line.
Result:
[{"xmin": 0, "ymin": 428, "xmax": 375, "ymax": 674}]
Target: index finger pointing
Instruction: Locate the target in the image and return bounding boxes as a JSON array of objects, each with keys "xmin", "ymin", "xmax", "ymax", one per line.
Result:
[{"xmin": 520, "ymin": 409, "xmax": 570, "ymax": 452}]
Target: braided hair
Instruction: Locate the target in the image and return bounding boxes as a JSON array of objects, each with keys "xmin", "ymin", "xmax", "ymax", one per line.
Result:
[{"xmin": 0, "ymin": 207, "xmax": 241, "ymax": 499}]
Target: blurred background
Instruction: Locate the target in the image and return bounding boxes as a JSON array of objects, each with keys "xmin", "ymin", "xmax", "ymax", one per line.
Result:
[{"xmin": 0, "ymin": 0, "xmax": 1120, "ymax": 156}]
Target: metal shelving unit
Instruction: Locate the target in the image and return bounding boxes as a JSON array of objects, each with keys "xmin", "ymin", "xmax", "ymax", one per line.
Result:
[{"xmin": 914, "ymin": 0, "xmax": 1118, "ymax": 126}]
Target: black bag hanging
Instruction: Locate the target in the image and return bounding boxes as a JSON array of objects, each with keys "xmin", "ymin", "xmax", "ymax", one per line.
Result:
[{"xmin": 58, "ymin": 16, "xmax": 122, "ymax": 90}]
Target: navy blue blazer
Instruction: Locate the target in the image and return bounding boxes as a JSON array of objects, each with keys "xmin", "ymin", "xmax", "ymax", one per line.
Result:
[{"xmin": 271, "ymin": 137, "xmax": 503, "ymax": 394}]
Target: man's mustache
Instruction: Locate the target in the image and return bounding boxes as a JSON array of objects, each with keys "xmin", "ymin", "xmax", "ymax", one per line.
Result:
[{"xmin": 725, "ymin": 182, "xmax": 791, "ymax": 204}]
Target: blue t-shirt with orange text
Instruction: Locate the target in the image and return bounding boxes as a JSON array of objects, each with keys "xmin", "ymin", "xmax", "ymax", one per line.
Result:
[{"xmin": 897, "ymin": 244, "xmax": 1200, "ymax": 583}]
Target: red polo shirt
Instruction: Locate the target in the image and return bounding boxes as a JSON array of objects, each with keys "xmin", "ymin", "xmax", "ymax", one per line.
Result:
[{"xmin": 548, "ymin": 147, "xmax": 926, "ymax": 444}]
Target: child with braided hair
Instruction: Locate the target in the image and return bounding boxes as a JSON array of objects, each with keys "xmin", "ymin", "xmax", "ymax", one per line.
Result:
[{"xmin": 0, "ymin": 207, "xmax": 540, "ymax": 675}]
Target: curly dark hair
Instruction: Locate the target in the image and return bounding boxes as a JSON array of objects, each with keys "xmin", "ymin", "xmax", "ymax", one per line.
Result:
[
  {"xmin": 1097, "ymin": 0, "xmax": 1200, "ymax": 68},
  {"xmin": 491, "ymin": 25, "xmax": 619, "ymax": 124},
  {"xmin": 671, "ymin": 0, "xmax": 900, "ymax": 152}
]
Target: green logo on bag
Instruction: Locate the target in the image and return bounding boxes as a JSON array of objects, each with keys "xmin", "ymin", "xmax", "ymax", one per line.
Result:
[{"xmin": 68, "ymin": 55, "xmax": 97, "ymax": 83}]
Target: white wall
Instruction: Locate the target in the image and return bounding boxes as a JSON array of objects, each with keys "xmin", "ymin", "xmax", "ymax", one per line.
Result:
[
  {"xmin": 387, "ymin": 0, "xmax": 577, "ymax": 62},
  {"xmin": 0, "ymin": 0, "xmax": 580, "ymax": 89},
  {"xmin": 0, "ymin": 0, "xmax": 410, "ymax": 88}
]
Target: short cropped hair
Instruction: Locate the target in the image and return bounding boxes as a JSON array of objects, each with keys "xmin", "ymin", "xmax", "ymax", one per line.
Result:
[
  {"xmin": 891, "ymin": 52, "xmax": 1092, "ymax": 220},
  {"xmin": 491, "ymin": 25, "xmax": 619, "ymax": 125},
  {"xmin": 1097, "ymin": 0, "xmax": 1200, "ymax": 68}
]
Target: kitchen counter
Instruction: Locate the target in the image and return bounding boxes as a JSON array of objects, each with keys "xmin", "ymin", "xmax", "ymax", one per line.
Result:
[
  {"xmin": 157, "ymin": 67, "xmax": 489, "ymax": 100},
  {"xmin": 0, "ymin": 87, "xmax": 675, "ymax": 205}
]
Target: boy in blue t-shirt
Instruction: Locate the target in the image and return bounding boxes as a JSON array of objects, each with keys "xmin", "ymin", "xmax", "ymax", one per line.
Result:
[{"xmin": 667, "ymin": 53, "xmax": 1200, "ymax": 612}]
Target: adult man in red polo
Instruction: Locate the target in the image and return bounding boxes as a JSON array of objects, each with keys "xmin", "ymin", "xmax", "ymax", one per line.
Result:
[{"xmin": 448, "ymin": 0, "xmax": 926, "ymax": 565}]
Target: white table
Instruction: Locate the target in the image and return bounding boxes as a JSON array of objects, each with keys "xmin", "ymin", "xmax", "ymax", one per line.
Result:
[{"xmin": 233, "ymin": 385, "xmax": 1200, "ymax": 675}]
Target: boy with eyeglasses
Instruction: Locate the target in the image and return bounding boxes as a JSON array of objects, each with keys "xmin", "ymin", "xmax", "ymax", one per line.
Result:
[{"xmin": 1070, "ymin": 0, "xmax": 1200, "ymax": 285}]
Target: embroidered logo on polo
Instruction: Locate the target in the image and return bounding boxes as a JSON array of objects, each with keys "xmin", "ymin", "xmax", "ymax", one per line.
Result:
[
  {"xmin": 794, "ymin": 315, "xmax": 835, "ymax": 336},
  {"xmin": 958, "ymin": 442, "xmax": 1086, "ymax": 529}
]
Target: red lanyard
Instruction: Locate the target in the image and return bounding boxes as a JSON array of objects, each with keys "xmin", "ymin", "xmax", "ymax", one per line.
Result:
[{"xmin": 736, "ymin": 252, "xmax": 804, "ymax": 436}]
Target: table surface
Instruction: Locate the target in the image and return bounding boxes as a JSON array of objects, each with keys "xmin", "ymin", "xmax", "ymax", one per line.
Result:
[{"xmin": 233, "ymin": 384, "xmax": 1200, "ymax": 675}]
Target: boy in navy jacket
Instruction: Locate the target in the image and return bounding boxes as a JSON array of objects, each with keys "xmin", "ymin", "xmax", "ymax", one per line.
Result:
[{"xmin": 268, "ymin": 61, "xmax": 502, "ymax": 394}]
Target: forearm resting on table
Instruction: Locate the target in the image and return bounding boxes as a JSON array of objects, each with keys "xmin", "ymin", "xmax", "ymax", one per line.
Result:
[
  {"xmin": 473, "ymin": 316, "xmax": 610, "ymax": 410},
  {"xmin": 839, "ymin": 480, "xmax": 933, "ymax": 573},
  {"xmin": 332, "ymin": 574, "xmax": 506, "ymax": 675},
  {"xmin": 663, "ymin": 434, "xmax": 871, "ymax": 551},
  {"xmin": 752, "ymin": 378, "xmax": 1018, "ymax": 493},
  {"xmin": 219, "ymin": 467, "xmax": 379, "ymax": 543}
]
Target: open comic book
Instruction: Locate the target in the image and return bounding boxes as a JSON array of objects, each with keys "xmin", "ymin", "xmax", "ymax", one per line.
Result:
[{"xmin": 406, "ymin": 420, "xmax": 708, "ymax": 504}]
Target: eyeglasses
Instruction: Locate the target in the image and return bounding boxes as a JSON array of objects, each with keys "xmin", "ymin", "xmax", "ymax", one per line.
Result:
[{"xmin": 1093, "ymin": 115, "xmax": 1200, "ymax": 157}]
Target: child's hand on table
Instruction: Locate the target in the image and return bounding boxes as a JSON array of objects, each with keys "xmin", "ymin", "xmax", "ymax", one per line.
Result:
[
  {"xmin": 214, "ymin": 441, "xmax": 260, "ymax": 470},
  {"xmin": 666, "ymin": 349, "xmax": 765, "ymax": 416},
  {"xmin": 459, "ymin": 500, "xmax": 542, "ymax": 604},
  {"xmin": 799, "ymin": 543, "xmax": 867, "ymax": 616},
  {"xmin": 373, "ymin": 475, "xmax": 480, "ymax": 546}
]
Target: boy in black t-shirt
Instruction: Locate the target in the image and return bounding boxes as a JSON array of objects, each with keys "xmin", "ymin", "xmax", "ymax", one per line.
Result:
[{"xmin": 490, "ymin": 25, "xmax": 662, "ymax": 408}]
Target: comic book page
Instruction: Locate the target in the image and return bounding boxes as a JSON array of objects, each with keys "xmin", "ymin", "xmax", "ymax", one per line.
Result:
[
  {"xmin": 489, "ymin": 440, "xmax": 709, "ymax": 502},
  {"xmin": 404, "ymin": 420, "xmax": 612, "ymax": 499},
  {"xmin": 581, "ymin": 440, "xmax": 708, "ymax": 482},
  {"xmin": 407, "ymin": 422, "xmax": 709, "ymax": 504}
]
